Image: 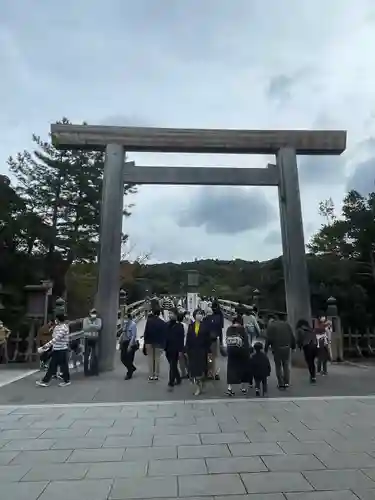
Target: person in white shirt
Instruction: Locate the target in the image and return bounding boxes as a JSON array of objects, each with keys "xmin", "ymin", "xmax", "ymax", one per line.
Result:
[
  {"xmin": 36, "ymin": 313, "xmax": 71, "ymax": 387},
  {"xmin": 199, "ymin": 298, "xmax": 208, "ymax": 314}
]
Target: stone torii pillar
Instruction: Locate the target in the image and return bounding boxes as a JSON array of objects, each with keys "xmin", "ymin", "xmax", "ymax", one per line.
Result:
[
  {"xmin": 277, "ymin": 147, "xmax": 311, "ymax": 331},
  {"xmin": 95, "ymin": 145, "xmax": 126, "ymax": 372}
]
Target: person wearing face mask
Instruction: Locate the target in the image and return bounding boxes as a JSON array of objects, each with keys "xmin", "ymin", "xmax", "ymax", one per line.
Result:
[
  {"xmin": 82, "ymin": 308, "xmax": 102, "ymax": 376},
  {"xmin": 315, "ymin": 313, "xmax": 332, "ymax": 376},
  {"xmin": 185, "ymin": 309, "xmax": 210, "ymax": 396},
  {"xmin": 36, "ymin": 313, "xmax": 71, "ymax": 387},
  {"xmin": 164, "ymin": 309, "xmax": 185, "ymax": 391}
]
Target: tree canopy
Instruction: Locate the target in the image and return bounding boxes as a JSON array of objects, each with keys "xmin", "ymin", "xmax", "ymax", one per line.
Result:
[{"xmin": 0, "ymin": 118, "xmax": 136, "ymax": 327}]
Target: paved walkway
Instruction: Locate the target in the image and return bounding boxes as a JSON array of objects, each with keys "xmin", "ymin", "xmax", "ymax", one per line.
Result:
[
  {"xmin": 2, "ymin": 397, "xmax": 375, "ymax": 499},
  {"xmin": 0, "ymin": 369, "xmax": 38, "ymax": 389},
  {"xmin": 0, "ymin": 318, "xmax": 374, "ymax": 405}
]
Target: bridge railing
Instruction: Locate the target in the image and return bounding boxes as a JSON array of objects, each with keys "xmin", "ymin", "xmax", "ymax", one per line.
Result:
[
  {"xmin": 217, "ymin": 299, "xmax": 287, "ymax": 324},
  {"xmin": 68, "ymin": 299, "xmax": 146, "ymax": 342}
]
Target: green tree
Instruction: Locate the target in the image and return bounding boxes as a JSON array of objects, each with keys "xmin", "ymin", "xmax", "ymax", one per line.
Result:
[
  {"xmin": 309, "ymin": 190, "xmax": 375, "ymax": 283},
  {"xmin": 7, "ymin": 118, "xmax": 136, "ymax": 284}
]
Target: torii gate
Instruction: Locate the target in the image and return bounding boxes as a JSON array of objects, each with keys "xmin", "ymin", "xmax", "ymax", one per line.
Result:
[{"xmin": 51, "ymin": 124, "xmax": 346, "ymax": 371}]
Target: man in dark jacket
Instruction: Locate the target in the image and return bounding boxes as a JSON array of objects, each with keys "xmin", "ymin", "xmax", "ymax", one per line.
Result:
[
  {"xmin": 165, "ymin": 309, "xmax": 185, "ymax": 391},
  {"xmin": 265, "ymin": 315, "xmax": 296, "ymax": 389},
  {"xmin": 143, "ymin": 309, "xmax": 166, "ymax": 381},
  {"xmin": 205, "ymin": 305, "xmax": 224, "ymax": 379}
]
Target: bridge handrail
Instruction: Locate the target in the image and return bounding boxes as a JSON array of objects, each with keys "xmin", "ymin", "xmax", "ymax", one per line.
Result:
[
  {"xmin": 68, "ymin": 299, "xmax": 146, "ymax": 342},
  {"xmin": 217, "ymin": 299, "xmax": 287, "ymax": 321}
]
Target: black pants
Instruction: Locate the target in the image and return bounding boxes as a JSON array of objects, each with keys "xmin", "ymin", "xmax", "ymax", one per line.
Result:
[
  {"xmin": 84, "ymin": 338, "xmax": 99, "ymax": 376},
  {"xmin": 273, "ymin": 347, "xmax": 291, "ymax": 386},
  {"xmin": 43, "ymin": 350, "xmax": 70, "ymax": 383},
  {"xmin": 120, "ymin": 341, "xmax": 136, "ymax": 375},
  {"xmin": 255, "ymin": 378, "xmax": 268, "ymax": 395},
  {"xmin": 303, "ymin": 345, "xmax": 317, "ymax": 379},
  {"xmin": 317, "ymin": 346, "xmax": 329, "ymax": 374},
  {"xmin": 166, "ymin": 350, "xmax": 181, "ymax": 387}
]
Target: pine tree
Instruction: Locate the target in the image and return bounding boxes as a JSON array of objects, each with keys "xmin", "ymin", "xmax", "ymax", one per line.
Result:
[{"xmin": 8, "ymin": 118, "xmax": 136, "ymax": 265}]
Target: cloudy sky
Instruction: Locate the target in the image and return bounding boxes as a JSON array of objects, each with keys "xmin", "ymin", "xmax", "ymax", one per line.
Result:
[{"xmin": 2, "ymin": 0, "xmax": 375, "ymax": 263}]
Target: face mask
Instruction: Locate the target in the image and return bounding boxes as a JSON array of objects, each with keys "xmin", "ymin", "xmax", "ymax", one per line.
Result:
[
  {"xmin": 90, "ymin": 314, "xmax": 97, "ymax": 319},
  {"xmin": 195, "ymin": 314, "xmax": 203, "ymax": 322},
  {"xmin": 320, "ymin": 317, "xmax": 326, "ymax": 323}
]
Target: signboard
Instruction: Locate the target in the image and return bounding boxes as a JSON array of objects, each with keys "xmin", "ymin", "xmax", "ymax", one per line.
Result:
[{"xmin": 187, "ymin": 292, "xmax": 198, "ymax": 314}]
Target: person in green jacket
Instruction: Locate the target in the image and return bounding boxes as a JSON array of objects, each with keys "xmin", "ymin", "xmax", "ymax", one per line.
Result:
[{"xmin": 265, "ymin": 315, "xmax": 296, "ymax": 390}]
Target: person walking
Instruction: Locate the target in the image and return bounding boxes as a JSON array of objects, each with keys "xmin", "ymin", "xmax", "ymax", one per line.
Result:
[
  {"xmin": 165, "ymin": 309, "xmax": 184, "ymax": 391},
  {"xmin": 296, "ymin": 319, "xmax": 318, "ymax": 383},
  {"xmin": 186, "ymin": 309, "xmax": 210, "ymax": 396},
  {"xmin": 82, "ymin": 308, "xmax": 102, "ymax": 376},
  {"xmin": 225, "ymin": 315, "xmax": 251, "ymax": 396},
  {"xmin": 205, "ymin": 305, "xmax": 223, "ymax": 380},
  {"xmin": 178, "ymin": 310, "xmax": 189, "ymax": 378},
  {"xmin": 143, "ymin": 309, "xmax": 166, "ymax": 381},
  {"xmin": 36, "ymin": 313, "xmax": 71, "ymax": 387},
  {"xmin": 315, "ymin": 314, "xmax": 332, "ymax": 375},
  {"xmin": 250, "ymin": 341, "xmax": 271, "ymax": 397},
  {"xmin": 265, "ymin": 315, "xmax": 296, "ymax": 390},
  {"xmin": 243, "ymin": 307, "xmax": 261, "ymax": 345},
  {"xmin": 120, "ymin": 312, "xmax": 138, "ymax": 380},
  {"xmin": 162, "ymin": 296, "xmax": 174, "ymax": 321}
]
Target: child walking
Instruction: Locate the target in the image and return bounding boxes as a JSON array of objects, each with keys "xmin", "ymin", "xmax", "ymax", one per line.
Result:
[{"xmin": 250, "ymin": 342, "xmax": 271, "ymax": 397}]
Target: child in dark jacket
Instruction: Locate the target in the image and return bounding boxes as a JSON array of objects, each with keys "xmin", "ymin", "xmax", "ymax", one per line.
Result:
[{"xmin": 250, "ymin": 342, "xmax": 271, "ymax": 397}]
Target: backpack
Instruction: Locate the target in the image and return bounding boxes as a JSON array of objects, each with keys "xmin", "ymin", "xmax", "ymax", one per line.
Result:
[{"xmin": 226, "ymin": 334, "xmax": 244, "ymax": 350}]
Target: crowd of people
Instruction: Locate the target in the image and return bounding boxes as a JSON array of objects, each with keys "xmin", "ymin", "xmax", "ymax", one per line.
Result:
[{"xmin": 35, "ymin": 294, "xmax": 334, "ymax": 397}]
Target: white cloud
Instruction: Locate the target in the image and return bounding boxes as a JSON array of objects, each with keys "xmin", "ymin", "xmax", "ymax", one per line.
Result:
[{"xmin": 1, "ymin": 0, "xmax": 375, "ymax": 263}]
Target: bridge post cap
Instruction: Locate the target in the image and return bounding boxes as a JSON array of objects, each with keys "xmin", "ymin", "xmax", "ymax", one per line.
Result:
[{"xmin": 55, "ymin": 297, "xmax": 65, "ymax": 307}]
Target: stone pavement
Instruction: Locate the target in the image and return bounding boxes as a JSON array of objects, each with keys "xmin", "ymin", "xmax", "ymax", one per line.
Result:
[
  {"xmin": 0, "ymin": 368, "xmax": 38, "ymax": 389},
  {"xmin": 3, "ymin": 397, "xmax": 375, "ymax": 499},
  {"xmin": 0, "ymin": 317, "xmax": 375, "ymax": 405}
]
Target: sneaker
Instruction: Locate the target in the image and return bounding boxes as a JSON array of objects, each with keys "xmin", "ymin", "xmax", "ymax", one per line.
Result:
[
  {"xmin": 36, "ymin": 380, "xmax": 49, "ymax": 387},
  {"xmin": 225, "ymin": 389, "xmax": 235, "ymax": 397},
  {"xmin": 310, "ymin": 377, "xmax": 317, "ymax": 384},
  {"xmin": 255, "ymin": 389, "xmax": 261, "ymax": 397},
  {"xmin": 58, "ymin": 381, "xmax": 71, "ymax": 387},
  {"xmin": 284, "ymin": 383, "xmax": 289, "ymax": 388},
  {"xmin": 148, "ymin": 376, "xmax": 154, "ymax": 381},
  {"xmin": 214, "ymin": 374, "xmax": 220, "ymax": 381},
  {"xmin": 194, "ymin": 386, "xmax": 202, "ymax": 396}
]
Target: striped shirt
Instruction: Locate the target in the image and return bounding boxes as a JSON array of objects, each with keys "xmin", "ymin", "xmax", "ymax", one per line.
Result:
[
  {"xmin": 45, "ymin": 323, "xmax": 70, "ymax": 351},
  {"xmin": 162, "ymin": 297, "xmax": 174, "ymax": 310}
]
